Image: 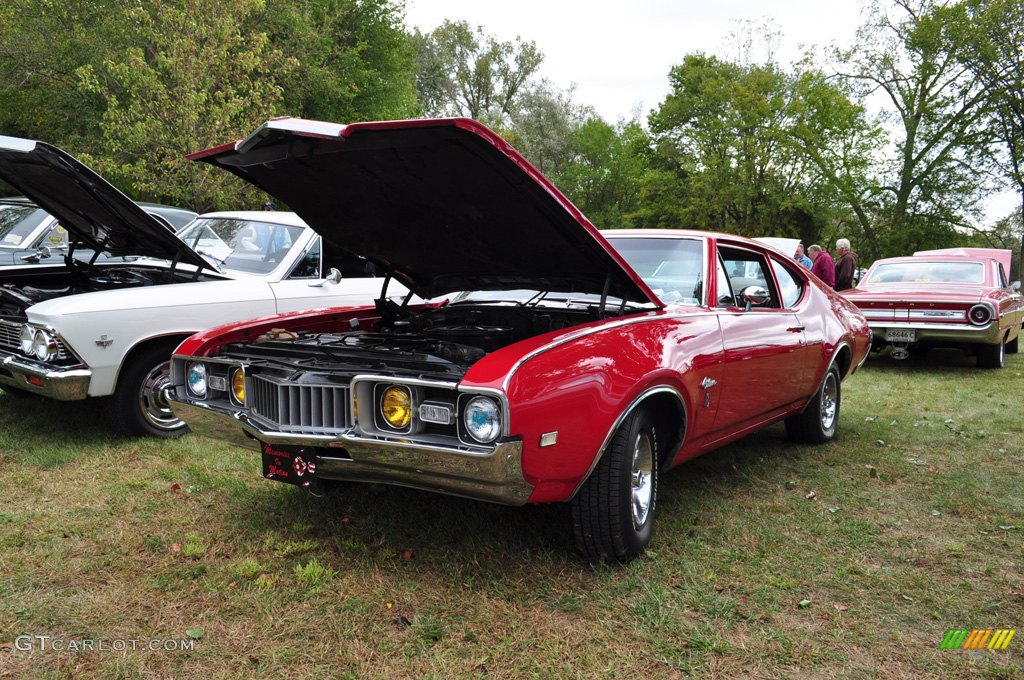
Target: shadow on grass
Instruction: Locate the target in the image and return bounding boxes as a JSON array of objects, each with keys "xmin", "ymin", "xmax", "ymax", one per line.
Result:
[
  {"xmin": 0, "ymin": 391, "xmax": 178, "ymax": 467},
  {"xmin": 860, "ymin": 346, "xmax": 1011, "ymax": 374},
  {"xmin": 218, "ymin": 424, "xmax": 809, "ymax": 579}
]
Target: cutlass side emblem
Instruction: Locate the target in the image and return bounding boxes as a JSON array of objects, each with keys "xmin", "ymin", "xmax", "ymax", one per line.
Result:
[
  {"xmin": 95, "ymin": 335, "xmax": 113, "ymax": 348},
  {"xmin": 700, "ymin": 377, "xmax": 717, "ymax": 408}
]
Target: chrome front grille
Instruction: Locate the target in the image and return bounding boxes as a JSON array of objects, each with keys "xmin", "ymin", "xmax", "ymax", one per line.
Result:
[
  {"xmin": 0, "ymin": 320, "xmax": 21, "ymax": 351},
  {"xmin": 0, "ymin": 319, "xmax": 73, "ymax": 361},
  {"xmin": 250, "ymin": 374, "xmax": 350, "ymax": 434}
]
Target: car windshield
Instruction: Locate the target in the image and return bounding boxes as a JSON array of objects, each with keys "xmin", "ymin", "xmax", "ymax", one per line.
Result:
[
  {"xmin": 0, "ymin": 203, "xmax": 49, "ymax": 249},
  {"xmin": 605, "ymin": 236, "xmax": 704, "ymax": 305},
  {"xmin": 178, "ymin": 217, "xmax": 304, "ymax": 275},
  {"xmin": 866, "ymin": 261, "xmax": 985, "ymax": 285}
]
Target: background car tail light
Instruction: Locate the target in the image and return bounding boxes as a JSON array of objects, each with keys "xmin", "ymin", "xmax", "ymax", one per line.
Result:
[{"xmin": 968, "ymin": 304, "xmax": 992, "ymax": 326}]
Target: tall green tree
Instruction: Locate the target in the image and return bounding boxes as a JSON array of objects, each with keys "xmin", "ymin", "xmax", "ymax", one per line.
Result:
[
  {"xmin": 262, "ymin": 0, "xmax": 418, "ymax": 121},
  {"xmin": 557, "ymin": 119, "xmax": 650, "ymax": 229},
  {"xmin": 412, "ymin": 20, "xmax": 543, "ymax": 126},
  {"xmin": 0, "ymin": 0, "xmax": 126, "ymax": 146},
  {"xmin": 77, "ymin": 0, "xmax": 296, "ymax": 211},
  {"xmin": 943, "ymin": 0, "xmax": 1024, "ymax": 275},
  {"xmin": 834, "ymin": 0, "xmax": 995, "ymax": 258},
  {"xmin": 645, "ymin": 54, "xmax": 871, "ymax": 246}
]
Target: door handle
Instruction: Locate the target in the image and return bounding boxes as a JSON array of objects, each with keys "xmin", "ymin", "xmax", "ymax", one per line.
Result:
[{"xmin": 786, "ymin": 326, "xmax": 805, "ymax": 333}]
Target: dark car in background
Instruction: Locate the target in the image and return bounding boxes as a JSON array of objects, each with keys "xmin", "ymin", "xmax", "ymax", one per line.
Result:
[{"xmin": 0, "ymin": 195, "xmax": 197, "ymax": 266}]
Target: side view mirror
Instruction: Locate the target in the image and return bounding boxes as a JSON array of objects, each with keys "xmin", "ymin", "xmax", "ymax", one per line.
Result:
[
  {"xmin": 1012, "ymin": 281, "xmax": 1021, "ymax": 292},
  {"xmin": 739, "ymin": 285, "xmax": 771, "ymax": 311},
  {"xmin": 308, "ymin": 267, "xmax": 343, "ymax": 287},
  {"xmin": 19, "ymin": 245, "xmax": 52, "ymax": 263}
]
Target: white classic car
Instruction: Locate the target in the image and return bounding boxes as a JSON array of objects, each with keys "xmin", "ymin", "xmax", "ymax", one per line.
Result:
[{"xmin": 0, "ymin": 135, "xmax": 403, "ymax": 437}]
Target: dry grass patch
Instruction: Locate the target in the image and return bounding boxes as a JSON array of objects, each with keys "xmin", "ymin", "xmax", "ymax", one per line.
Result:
[{"xmin": 0, "ymin": 350, "xmax": 1021, "ymax": 677}]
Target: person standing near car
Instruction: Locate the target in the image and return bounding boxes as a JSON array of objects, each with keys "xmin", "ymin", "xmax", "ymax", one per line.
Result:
[
  {"xmin": 808, "ymin": 244, "xmax": 835, "ymax": 287},
  {"xmin": 834, "ymin": 238, "xmax": 859, "ymax": 291},
  {"xmin": 794, "ymin": 243, "xmax": 813, "ymax": 269}
]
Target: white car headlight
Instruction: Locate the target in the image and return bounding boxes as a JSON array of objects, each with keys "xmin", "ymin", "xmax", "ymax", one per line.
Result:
[
  {"xmin": 30, "ymin": 329, "xmax": 58, "ymax": 361},
  {"xmin": 19, "ymin": 324, "xmax": 35, "ymax": 355},
  {"xmin": 463, "ymin": 396, "xmax": 501, "ymax": 444},
  {"xmin": 186, "ymin": 362, "xmax": 207, "ymax": 398}
]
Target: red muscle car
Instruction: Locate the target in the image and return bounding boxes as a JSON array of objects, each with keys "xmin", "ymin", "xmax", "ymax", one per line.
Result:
[
  {"xmin": 167, "ymin": 118, "xmax": 870, "ymax": 562},
  {"xmin": 841, "ymin": 248, "xmax": 1023, "ymax": 368}
]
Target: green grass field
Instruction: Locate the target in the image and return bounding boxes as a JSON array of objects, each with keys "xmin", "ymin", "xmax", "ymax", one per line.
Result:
[{"xmin": 1, "ymin": 350, "xmax": 1021, "ymax": 678}]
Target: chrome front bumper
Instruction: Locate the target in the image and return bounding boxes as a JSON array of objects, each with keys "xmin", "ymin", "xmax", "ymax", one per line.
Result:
[
  {"xmin": 868, "ymin": 321, "xmax": 1003, "ymax": 345},
  {"xmin": 170, "ymin": 400, "xmax": 534, "ymax": 506},
  {"xmin": 0, "ymin": 353, "xmax": 91, "ymax": 400}
]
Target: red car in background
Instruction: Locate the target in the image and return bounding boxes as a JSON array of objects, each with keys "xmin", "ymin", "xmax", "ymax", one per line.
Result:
[
  {"xmin": 166, "ymin": 117, "xmax": 870, "ymax": 562},
  {"xmin": 842, "ymin": 248, "xmax": 1023, "ymax": 368}
]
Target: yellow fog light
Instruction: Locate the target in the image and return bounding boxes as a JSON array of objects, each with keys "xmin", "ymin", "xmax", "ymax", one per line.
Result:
[
  {"xmin": 380, "ymin": 385, "xmax": 412, "ymax": 429},
  {"xmin": 231, "ymin": 368, "xmax": 245, "ymax": 405}
]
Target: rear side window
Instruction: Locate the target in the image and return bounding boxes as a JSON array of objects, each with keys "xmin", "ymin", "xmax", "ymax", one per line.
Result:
[{"xmin": 771, "ymin": 257, "xmax": 804, "ymax": 308}]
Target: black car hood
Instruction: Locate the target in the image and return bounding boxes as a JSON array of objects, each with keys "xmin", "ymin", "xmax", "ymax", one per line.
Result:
[
  {"xmin": 0, "ymin": 135, "xmax": 209, "ymax": 268},
  {"xmin": 189, "ymin": 117, "xmax": 660, "ymax": 304}
]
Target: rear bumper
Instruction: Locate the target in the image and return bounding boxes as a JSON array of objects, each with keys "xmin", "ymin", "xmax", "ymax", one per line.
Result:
[
  {"xmin": 170, "ymin": 400, "xmax": 534, "ymax": 506},
  {"xmin": 0, "ymin": 353, "xmax": 91, "ymax": 400},
  {"xmin": 868, "ymin": 321, "xmax": 1003, "ymax": 345}
]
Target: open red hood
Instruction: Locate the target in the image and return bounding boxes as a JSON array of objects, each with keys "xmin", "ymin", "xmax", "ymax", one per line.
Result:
[{"xmin": 189, "ymin": 117, "xmax": 660, "ymax": 305}]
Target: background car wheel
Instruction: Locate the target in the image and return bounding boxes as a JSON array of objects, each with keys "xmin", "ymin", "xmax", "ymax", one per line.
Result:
[
  {"xmin": 785, "ymin": 363, "xmax": 841, "ymax": 445},
  {"xmin": 104, "ymin": 342, "xmax": 189, "ymax": 438},
  {"xmin": 571, "ymin": 407, "xmax": 658, "ymax": 563},
  {"xmin": 1006, "ymin": 331, "xmax": 1019, "ymax": 354},
  {"xmin": 976, "ymin": 338, "xmax": 1005, "ymax": 369}
]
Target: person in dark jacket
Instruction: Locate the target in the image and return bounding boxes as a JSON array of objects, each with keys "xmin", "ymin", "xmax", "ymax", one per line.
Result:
[
  {"xmin": 808, "ymin": 244, "xmax": 835, "ymax": 288},
  {"xmin": 834, "ymin": 238, "xmax": 858, "ymax": 291}
]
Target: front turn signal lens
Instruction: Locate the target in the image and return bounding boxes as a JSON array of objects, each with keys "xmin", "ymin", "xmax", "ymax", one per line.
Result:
[
  {"xmin": 231, "ymin": 368, "xmax": 245, "ymax": 405},
  {"xmin": 380, "ymin": 385, "xmax": 412, "ymax": 429}
]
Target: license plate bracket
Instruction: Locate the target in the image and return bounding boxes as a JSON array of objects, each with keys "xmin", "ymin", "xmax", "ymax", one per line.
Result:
[{"xmin": 885, "ymin": 329, "xmax": 916, "ymax": 343}]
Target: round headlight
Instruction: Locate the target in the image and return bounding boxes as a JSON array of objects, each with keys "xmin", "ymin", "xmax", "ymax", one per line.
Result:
[
  {"xmin": 968, "ymin": 304, "xmax": 992, "ymax": 326},
  {"xmin": 186, "ymin": 362, "xmax": 207, "ymax": 398},
  {"xmin": 380, "ymin": 385, "xmax": 412, "ymax": 430},
  {"xmin": 19, "ymin": 325, "xmax": 35, "ymax": 355},
  {"xmin": 230, "ymin": 368, "xmax": 245, "ymax": 405},
  {"xmin": 31, "ymin": 329, "xmax": 58, "ymax": 361},
  {"xmin": 463, "ymin": 396, "xmax": 501, "ymax": 444}
]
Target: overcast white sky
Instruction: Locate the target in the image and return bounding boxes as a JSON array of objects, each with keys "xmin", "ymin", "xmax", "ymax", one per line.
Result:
[
  {"xmin": 404, "ymin": 0, "xmax": 865, "ymax": 122},
  {"xmin": 405, "ymin": 0, "xmax": 1020, "ymax": 223}
]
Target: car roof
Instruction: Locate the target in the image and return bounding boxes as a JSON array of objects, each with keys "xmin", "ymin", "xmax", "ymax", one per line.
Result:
[{"xmin": 195, "ymin": 210, "xmax": 310, "ymax": 227}]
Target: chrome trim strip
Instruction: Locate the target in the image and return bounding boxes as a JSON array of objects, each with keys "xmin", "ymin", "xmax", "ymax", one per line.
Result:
[
  {"xmin": 568, "ymin": 385, "xmax": 687, "ymax": 500},
  {"xmin": 908, "ymin": 310, "xmax": 965, "ymax": 320},
  {"xmin": 867, "ymin": 321, "xmax": 993, "ymax": 332}
]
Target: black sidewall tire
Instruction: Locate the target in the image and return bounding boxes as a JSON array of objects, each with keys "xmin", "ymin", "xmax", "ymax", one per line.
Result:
[
  {"xmin": 786, "ymin": 363, "xmax": 841, "ymax": 445},
  {"xmin": 571, "ymin": 408, "xmax": 659, "ymax": 563},
  {"xmin": 977, "ymin": 339, "xmax": 1006, "ymax": 369},
  {"xmin": 104, "ymin": 343, "xmax": 189, "ymax": 438}
]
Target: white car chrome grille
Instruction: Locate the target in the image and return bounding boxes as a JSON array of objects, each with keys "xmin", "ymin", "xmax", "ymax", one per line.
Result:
[{"xmin": 250, "ymin": 374, "xmax": 350, "ymax": 434}]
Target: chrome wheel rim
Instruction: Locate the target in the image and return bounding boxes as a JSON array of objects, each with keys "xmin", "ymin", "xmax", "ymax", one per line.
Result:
[
  {"xmin": 631, "ymin": 431, "xmax": 654, "ymax": 530},
  {"xmin": 138, "ymin": 360, "xmax": 183, "ymax": 431},
  {"xmin": 820, "ymin": 372, "xmax": 838, "ymax": 432}
]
